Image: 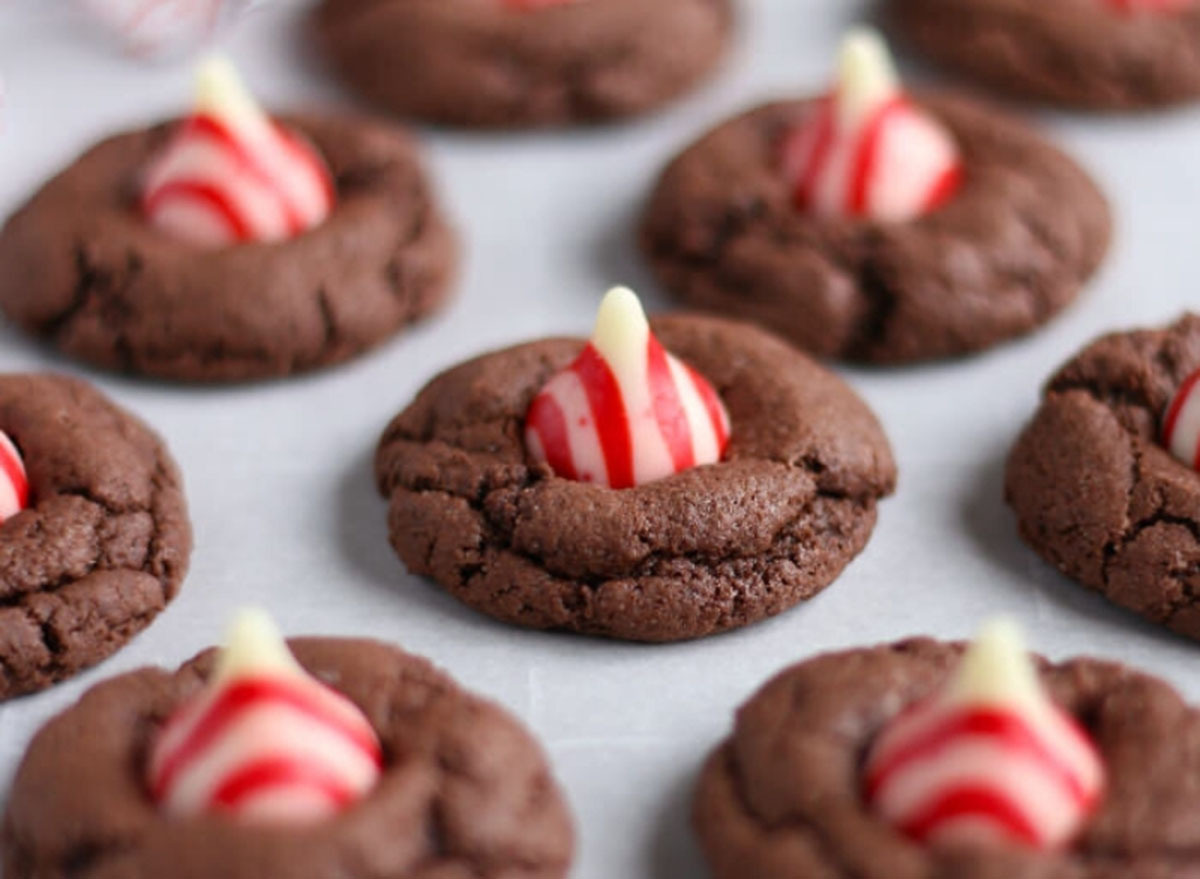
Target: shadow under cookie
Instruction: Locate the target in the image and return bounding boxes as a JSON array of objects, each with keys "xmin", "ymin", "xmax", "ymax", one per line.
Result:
[
  {"xmin": 0, "ymin": 114, "xmax": 456, "ymax": 383},
  {"xmin": 312, "ymin": 0, "xmax": 736, "ymax": 128},
  {"xmin": 640, "ymin": 95, "xmax": 1111, "ymax": 364},
  {"xmin": 888, "ymin": 0, "xmax": 1200, "ymax": 111},
  {"xmin": 374, "ymin": 314, "xmax": 897, "ymax": 642},
  {"xmin": 0, "ymin": 374, "xmax": 191, "ymax": 700},
  {"xmin": 1, "ymin": 637, "xmax": 574, "ymax": 878}
]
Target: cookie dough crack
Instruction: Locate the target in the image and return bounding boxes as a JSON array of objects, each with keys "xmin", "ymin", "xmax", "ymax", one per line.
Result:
[
  {"xmin": 316, "ymin": 287, "xmax": 339, "ymax": 351},
  {"xmin": 41, "ymin": 244, "xmax": 102, "ymax": 341},
  {"xmin": 334, "ymin": 160, "xmax": 396, "ymax": 195},
  {"xmin": 468, "ymin": 480, "xmax": 868, "ymax": 588},
  {"xmin": 1047, "ymin": 381, "xmax": 1159, "ymax": 425},
  {"xmin": 723, "ymin": 745, "xmax": 868, "ymax": 879},
  {"xmin": 56, "ymin": 486, "xmax": 136, "ymax": 518},
  {"xmin": 143, "ymin": 453, "xmax": 176, "ymax": 600},
  {"xmin": 651, "ymin": 197, "xmax": 761, "ymax": 273},
  {"xmin": 34, "ymin": 834, "xmax": 141, "ymax": 879},
  {"xmin": 397, "ymin": 717, "xmax": 560, "ymax": 876},
  {"xmin": 0, "ymin": 553, "xmax": 100, "ymax": 609},
  {"xmin": 387, "ymin": 427, "xmax": 877, "ymax": 585},
  {"xmin": 0, "ymin": 459, "xmax": 175, "ymax": 610},
  {"xmin": 847, "ymin": 251, "xmax": 899, "ymax": 359},
  {"xmin": 1098, "ymin": 436, "xmax": 1200, "ymax": 620}
]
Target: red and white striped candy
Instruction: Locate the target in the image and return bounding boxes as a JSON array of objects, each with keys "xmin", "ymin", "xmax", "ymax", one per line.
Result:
[
  {"xmin": 142, "ymin": 57, "xmax": 333, "ymax": 249},
  {"xmin": 525, "ymin": 287, "xmax": 731, "ymax": 489},
  {"xmin": 1162, "ymin": 367, "xmax": 1200, "ymax": 470},
  {"xmin": 864, "ymin": 620, "xmax": 1104, "ymax": 849},
  {"xmin": 781, "ymin": 29, "xmax": 962, "ymax": 223},
  {"xmin": 78, "ymin": 0, "xmax": 247, "ymax": 60},
  {"xmin": 148, "ymin": 610, "xmax": 382, "ymax": 824},
  {"xmin": 0, "ymin": 431, "xmax": 29, "ymax": 523}
]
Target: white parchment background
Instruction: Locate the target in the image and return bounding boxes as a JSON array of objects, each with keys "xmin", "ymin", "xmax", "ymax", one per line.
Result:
[{"xmin": 2, "ymin": 1, "xmax": 1200, "ymax": 876}]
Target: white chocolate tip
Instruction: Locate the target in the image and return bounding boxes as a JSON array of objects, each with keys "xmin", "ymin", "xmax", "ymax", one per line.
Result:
[
  {"xmin": 948, "ymin": 618, "xmax": 1043, "ymax": 708},
  {"xmin": 214, "ymin": 608, "xmax": 302, "ymax": 682},
  {"xmin": 194, "ymin": 55, "xmax": 271, "ymax": 138},
  {"xmin": 836, "ymin": 27, "xmax": 900, "ymax": 128},
  {"xmin": 591, "ymin": 286, "xmax": 651, "ymax": 364}
]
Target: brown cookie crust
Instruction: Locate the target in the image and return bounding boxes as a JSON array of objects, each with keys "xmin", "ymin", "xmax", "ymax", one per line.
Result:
[
  {"xmin": 2, "ymin": 637, "xmax": 574, "ymax": 879},
  {"xmin": 374, "ymin": 314, "xmax": 896, "ymax": 642},
  {"xmin": 0, "ymin": 374, "xmax": 190, "ymax": 700},
  {"xmin": 0, "ymin": 114, "xmax": 456, "ymax": 383},
  {"xmin": 890, "ymin": 0, "xmax": 1200, "ymax": 111},
  {"xmin": 639, "ymin": 94, "xmax": 1111, "ymax": 364},
  {"xmin": 696, "ymin": 638, "xmax": 1200, "ymax": 878},
  {"xmin": 1006, "ymin": 313, "xmax": 1200, "ymax": 640},
  {"xmin": 313, "ymin": 0, "xmax": 735, "ymax": 128}
]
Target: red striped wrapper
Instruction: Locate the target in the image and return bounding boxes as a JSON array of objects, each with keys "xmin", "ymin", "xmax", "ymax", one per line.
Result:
[
  {"xmin": 142, "ymin": 111, "xmax": 333, "ymax": 249},
  {"xmin": 781, "ymin": 92, "xmax": 961, "ymax": 222},
  {"xmin": 0, "ymin": 431, "xmax": 29, "ymax": 523},
  {"xmin": 865, "ymin": 698, "xmax": 1103, "ymax": 848},
  {"xmin": 1163, "ymin": 367, "xmax": 1200, "ymax": 470},
  {"xmin": 525, "ymin": 290, "xmax": 730, "ymax": 489},
  {"xmin": 148, "ymin": 673, "xmax": 382, "ymax": 823}
]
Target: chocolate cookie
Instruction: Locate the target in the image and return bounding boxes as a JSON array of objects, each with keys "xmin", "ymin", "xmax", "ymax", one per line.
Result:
[
  {"xmin": 0, "ymin": 114, "xmax": 455, "ymax": 383},
  {"xmin": 313, "ymin": 0, "xmax": 735, "ymax": 128},
  {"xmin": 374, "ymin": 314, "xmax": 896, "ymax": 642},
  {"xmin": 2, "ymin": 637, "xmax": 574, "ymax": 878},
  {"xmin": 640, "ymin": 95, "xmax": 1111, "ymax": 364},
  {"xmin": 696, "ymin": 637, "xmax": 1200, "ymax": 877},
  {"xmin": 0, "ymin": 374, "xmax": 190, "ymax": 700},
  {"xmin": 890, "ymin": 0, "xmax": 1200, "ymax": 111},
  {"xmin": 1006, "ymin": 313, "xmax": 1200, "ymax": 640}
]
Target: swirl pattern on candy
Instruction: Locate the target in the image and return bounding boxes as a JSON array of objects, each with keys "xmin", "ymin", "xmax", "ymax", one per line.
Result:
[
  {"xmin": 147, "ymin": 609, "xmax": 382, "ymax": 824},
  {"xmin": 1162, "ymin": 367, "xmax": 1200, "ymax": 470},
  {"xmin": 780, "ymin": 29, "xmax": 962, "ymax": 223},
  {"xmin": 864, "ymin": 620, "xmax": 1104, "ymax": 849},
  {"xmin": 0, "ymin": 431, "xmax": 28, "ymax": 524},
  {"xmin": 141, "ymin": 57, "xmax": 334, "ymax": 249},
  {"xmin": 525, "ymin": 287, "xmax": 730, "ymax": 489}
]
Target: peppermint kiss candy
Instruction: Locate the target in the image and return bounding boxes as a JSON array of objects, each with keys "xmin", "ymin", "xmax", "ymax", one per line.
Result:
[
  {"xmin": 1162, "ymin": 367, "xmax": 1200, "ymax": 469},
  {"xmin": 0, "ymin": 431, "xmax": 29, "ymax": 523},
  {"xmin": 864, "ymin": 620, "xmax": 1104, "ymax": 849},
  {"xmin": 148, "ymin": 610, "xmax": 382, "ymax": 824},
  {"xmin": 77, "ymin": 0, "xmax": 248, "ymax": 60},
  {"xmin": 141, "ymin": 57, "xmax": 334, "ymax": 249},
  {"xmin": 525, "ymin": 286, "xmax": 731, "ymax": 489},
  {"xmin": 780, "ymin": 29, "xmax": 962, "ymax": 222}
]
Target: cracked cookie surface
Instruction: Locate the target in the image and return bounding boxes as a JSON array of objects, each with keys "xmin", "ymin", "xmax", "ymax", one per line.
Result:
[
  {"xmin": 0, "ymin": 114, "xmax": 455, "ymax": 383},
  {"xmin": 696, "ymin": 638, "xmax": 1200, "ymax": 878},
  {"xmin": 640, "ymin": 95, "xmax": 1111, "ymax": 365},
  {"xmin": 374, "ymin": 314, "xmax": 896, "ymax": 642},
  {"xmin": 890, "ymin": 0, "xmax": 1200, "ymax": 111},
  {"xmin": 313, "ymin": 0, "xmax": 734, "ymax": 128},
  {"xmin": 0, "ymin": 374, "xmax": 190, "ymax": 700},
  {"xmin": 2, "ymin": 637, "xmax": 574, "ymax": 879},
  {"xmin": 1007, "ymin": 313, "xmax": 1200, "ymax": 640}
]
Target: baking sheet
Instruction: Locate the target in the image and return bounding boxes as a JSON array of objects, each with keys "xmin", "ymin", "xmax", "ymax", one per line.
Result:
[{"xmin": 2, "ymin": 1, "xmax": 1200, "ymax": 876}]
